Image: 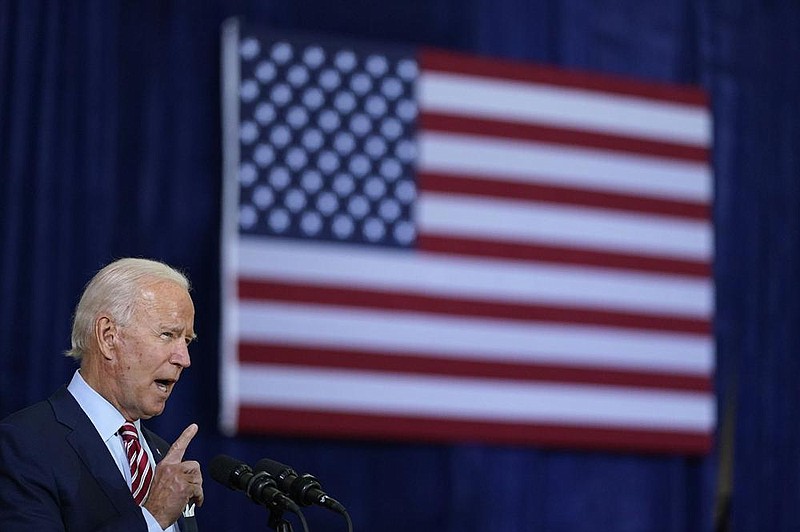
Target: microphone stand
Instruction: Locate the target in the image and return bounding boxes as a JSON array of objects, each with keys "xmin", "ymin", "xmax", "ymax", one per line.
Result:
[{"xmin": 267, "ymin": 507, "xmax": 293, "ymax": 532}]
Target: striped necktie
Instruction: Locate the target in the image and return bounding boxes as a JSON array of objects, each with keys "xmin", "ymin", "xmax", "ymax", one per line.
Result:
[{"xmin": 119, "ymin": 423, "xmax": 154, "ymax": 506}]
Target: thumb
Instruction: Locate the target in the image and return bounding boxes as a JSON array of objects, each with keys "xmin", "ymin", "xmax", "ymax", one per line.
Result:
[{"xmin": 161, "ymin": 423, "xmax": 198, "ymax": 464}]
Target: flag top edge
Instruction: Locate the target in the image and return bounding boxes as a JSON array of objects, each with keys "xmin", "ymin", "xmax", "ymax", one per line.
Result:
[{"xmin": 421, "ymin": 48, "xmax": 710, "ymax": 107}]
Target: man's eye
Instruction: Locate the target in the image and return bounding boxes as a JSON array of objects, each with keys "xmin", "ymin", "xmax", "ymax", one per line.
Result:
[{"xmin": 161, "ymin": 332, "xmax": 174, "ymax": 339}]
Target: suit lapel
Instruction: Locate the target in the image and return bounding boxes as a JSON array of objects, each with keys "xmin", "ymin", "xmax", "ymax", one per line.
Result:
[
  {"xmin": 49, "ymin": 386, "xmax": 138, "ymax": 516},
  {"xmin": 49, "ymin": 387, "xmax": 196, "ymax": 530},
  {"xmin": 141, "ymin": 427, "xmax": 168, "ymax": 463}
]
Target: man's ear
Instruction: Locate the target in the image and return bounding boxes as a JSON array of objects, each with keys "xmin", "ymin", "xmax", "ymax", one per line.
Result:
[{"xmin": 95, "ymin": 316, "xmax": 117, "ymax": 360}]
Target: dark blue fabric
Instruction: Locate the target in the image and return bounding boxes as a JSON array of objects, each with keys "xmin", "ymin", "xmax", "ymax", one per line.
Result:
[{"xmin": 2, "ymin": 0, "xmax": 799, "ymax": 530}]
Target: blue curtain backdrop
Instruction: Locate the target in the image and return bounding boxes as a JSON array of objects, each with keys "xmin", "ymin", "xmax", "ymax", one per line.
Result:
[{"xmin": 1, "ymin": 0, "xmax": 799, "ymax": 530}]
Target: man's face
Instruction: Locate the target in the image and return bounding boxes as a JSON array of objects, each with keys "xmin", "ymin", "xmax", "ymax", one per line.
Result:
[{"xmin": 110, "ymin": 279, "xmax": 196, "ymax": 421}]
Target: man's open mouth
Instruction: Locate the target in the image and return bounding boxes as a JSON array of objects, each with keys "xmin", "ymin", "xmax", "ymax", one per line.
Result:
[{"xmin": 155, "ymin": 379, "xmax": 175, "ymax": 392}]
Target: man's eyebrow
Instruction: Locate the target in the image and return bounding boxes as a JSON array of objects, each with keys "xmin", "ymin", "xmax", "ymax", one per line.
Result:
[{"xmin": 160, "ymin": 324, "xmax": 196, "ymax": 338}]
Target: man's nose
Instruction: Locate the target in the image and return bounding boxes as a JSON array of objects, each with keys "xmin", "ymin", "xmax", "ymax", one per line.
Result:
[{"xmin": 171, "ymin": 341, "xmax": 191, "ymax": 368}]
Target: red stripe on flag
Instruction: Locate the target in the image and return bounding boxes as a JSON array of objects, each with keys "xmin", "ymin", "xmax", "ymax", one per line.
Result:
[
  {"xmin": 238, "ymin": 279, "xmax": 710, "ymax": 334},
  {"xmin": 421, "ymin": 112, "xmax": 710, "ymax": 162},
  {"xmin": 238, "ymin": 342, "xmax": 713, "ymax": 392},
  {"xmin": 417, "ymin": 234, "xmax": 711, "ymax": 277},
  {"xmin": 237, "ymin": 406, "xmax": 713, "ymax": 454},
  {"xmin": 420, "ymin": 48, "xmax": 709, "ymax": 107},
  {"xmin": 419, "ymin": 172, "xmax": 711, "ymax": 220}
]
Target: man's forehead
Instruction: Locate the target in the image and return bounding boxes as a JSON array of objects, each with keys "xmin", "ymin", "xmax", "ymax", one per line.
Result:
[{"xmin": 134, "ymin": 280, "xmax": 193, "ymax": 313}]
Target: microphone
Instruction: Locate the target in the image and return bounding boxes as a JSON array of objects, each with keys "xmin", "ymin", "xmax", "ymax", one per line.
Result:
[
  {"xmin": 209, "ymin": 455, "xmax": 301, "ymax": 513},
  {"xmin": 254, "ymin": 458, "xmax": 347, "ymax": 514}
]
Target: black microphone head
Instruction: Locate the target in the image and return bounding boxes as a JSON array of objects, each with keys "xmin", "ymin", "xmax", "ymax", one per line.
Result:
[
  {"xmin": 255, "ymin": 458, "xmax": 347, "ymax": 514},
  {"xmin": 254, "ymin": 457, "xmax": 293, "ymax": 478},
  {"xmin": 256, "ymin": 458, "xmax": 331, "ymax": 509},
  {"xmin": 209, "ymin": 455, "xmax": 301, "ymax": 514},
  {"xmin": 209, "ymin": 454, "xmax": 251, "ymax": 489}
]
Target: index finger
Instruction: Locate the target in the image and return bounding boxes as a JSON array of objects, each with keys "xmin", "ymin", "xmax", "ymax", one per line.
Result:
[{"xmin": 162, "ymin": 423, "xmax": 198, "ymax": 463}]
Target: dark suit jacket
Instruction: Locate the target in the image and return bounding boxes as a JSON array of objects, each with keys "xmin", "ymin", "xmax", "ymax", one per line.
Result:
[{"xmin": 0, "ymin": 386, "xmax": 198, "ymax": 531}]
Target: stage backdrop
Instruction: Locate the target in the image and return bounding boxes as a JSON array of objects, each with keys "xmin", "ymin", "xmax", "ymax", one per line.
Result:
[{"xmin": 2, "ymin": 0, "xmax": 800, "ymax": 531}]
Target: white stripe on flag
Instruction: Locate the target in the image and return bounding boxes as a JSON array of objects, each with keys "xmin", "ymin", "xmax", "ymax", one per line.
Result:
[
  {"xmin": 418, "ymin": 192, "xmax": 712, "ymax": 260},
  {"xmin": 238, "ymin": 237, "xmax": 712, "ymax": 317},
  {"xmin": 238, "ymin": 302, "xmax": 713, "ymax": 375},
  {"xmin": 419, "ymin": 72, "xmax": 712, "ymax": 146},
  {"xmin": 238, "ymin": 364, "xmax": 715, "ymax": 431},
  {"xmin": 419, "ymin": 132, "xmax": 711, "ymax": 202}
]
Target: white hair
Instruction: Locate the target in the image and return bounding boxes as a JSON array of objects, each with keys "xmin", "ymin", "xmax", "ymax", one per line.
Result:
[{"xmin": 65, "ymin": 258, "xmax": 190, "ymax": 361}]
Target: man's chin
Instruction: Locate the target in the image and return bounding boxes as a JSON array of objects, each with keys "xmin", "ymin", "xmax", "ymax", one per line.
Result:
[{"xmin": 141, "ymin": 400, "xmax": 168, "ymax": 419}]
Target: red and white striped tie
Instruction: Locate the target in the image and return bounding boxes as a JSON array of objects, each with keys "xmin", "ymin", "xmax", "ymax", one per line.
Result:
[{"xmin": 119, "ymin": 423, "xmax": 154, "ymax": 506}]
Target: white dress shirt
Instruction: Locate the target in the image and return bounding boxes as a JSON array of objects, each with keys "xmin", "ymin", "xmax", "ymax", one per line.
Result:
[{"xmin": 67, "ymin": 370, "xmax": 178, "ymax": 532}]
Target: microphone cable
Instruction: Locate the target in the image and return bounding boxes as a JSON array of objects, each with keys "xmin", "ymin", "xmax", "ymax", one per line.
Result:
[{"xmin": 342, "ymin": 508, "xmax": 353, "ymax": 532}]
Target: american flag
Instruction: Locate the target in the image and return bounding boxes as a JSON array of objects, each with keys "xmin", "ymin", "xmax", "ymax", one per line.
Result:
[{"xmin": 220, "ymin": 20, "xmax": 714, "ymax": 454}]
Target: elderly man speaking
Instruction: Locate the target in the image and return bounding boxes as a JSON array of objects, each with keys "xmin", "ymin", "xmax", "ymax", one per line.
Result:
[{"xmin": 0, "ymin": 258, "xmax": 203, "ymax": 531}]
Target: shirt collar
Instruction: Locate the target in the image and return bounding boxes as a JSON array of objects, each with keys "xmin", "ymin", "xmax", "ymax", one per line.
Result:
[{"xmin": 67, "ymin": 369, "xmax": 139, "ymax": 442}]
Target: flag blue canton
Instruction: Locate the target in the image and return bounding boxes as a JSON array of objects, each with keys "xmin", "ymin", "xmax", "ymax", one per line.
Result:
[{"xmin": 237, "ymin": 34, "xmax": 419, "ymax": 248}]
